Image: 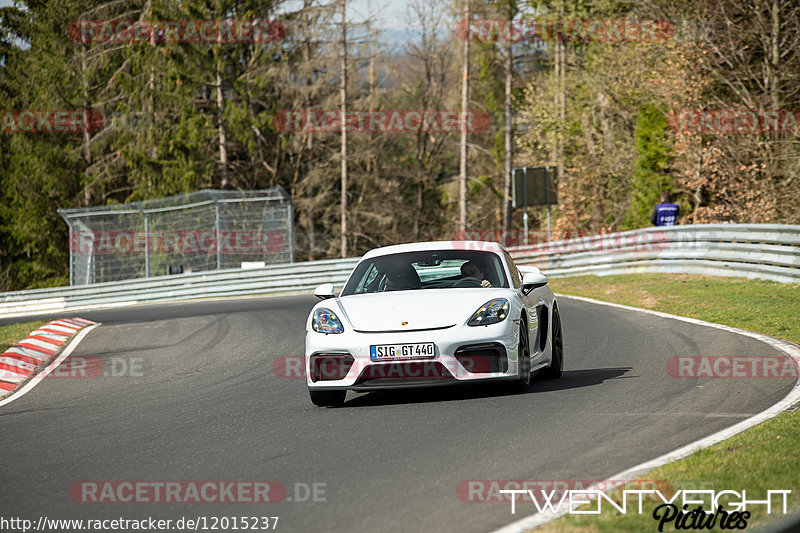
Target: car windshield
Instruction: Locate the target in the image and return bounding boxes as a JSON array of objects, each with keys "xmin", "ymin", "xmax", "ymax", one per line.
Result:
[{"xmin": 341, "ymin": 250, "xmax": 508, "ymax": 295}]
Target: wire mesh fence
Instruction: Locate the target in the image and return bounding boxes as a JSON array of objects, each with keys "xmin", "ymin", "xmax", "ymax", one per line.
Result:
[{"xmin": 58, "ymin": 188, "xmax": 294, "ymax": 285}]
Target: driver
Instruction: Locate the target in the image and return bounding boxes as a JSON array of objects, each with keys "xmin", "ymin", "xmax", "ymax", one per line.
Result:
[{"xmin": 460, "ymin": 261, "xmax": 492, "ymax": 288}]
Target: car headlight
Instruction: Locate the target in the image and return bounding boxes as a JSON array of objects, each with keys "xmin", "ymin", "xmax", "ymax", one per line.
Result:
[
  {"xmin": 312, "ymin": 308, "xmax": 344, "ymax": 334},
  {"xmin": 468, "ymin": 298, "xmax": 510, "ymax": 326}
]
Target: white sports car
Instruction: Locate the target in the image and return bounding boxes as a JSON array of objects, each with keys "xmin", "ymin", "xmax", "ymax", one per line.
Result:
[{"xmin": 305, "ymin": 241, "xmax": 563, "ymax": 406}]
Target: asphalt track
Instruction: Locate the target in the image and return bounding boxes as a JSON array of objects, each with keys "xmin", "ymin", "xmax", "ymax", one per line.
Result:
[{"xmin": 0, "ymin": 295, "xmax": 795, "ymax": 533}]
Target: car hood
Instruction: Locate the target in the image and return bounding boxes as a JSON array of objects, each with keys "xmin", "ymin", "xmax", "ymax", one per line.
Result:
[{"xmin": 335, "ymin": 289, "xmax": 510, "ymax": 332}]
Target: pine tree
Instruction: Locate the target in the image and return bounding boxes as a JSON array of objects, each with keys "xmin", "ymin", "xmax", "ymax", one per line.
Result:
[{"xmin": 624, "ymin": 104, "xmax": 675, "ymax": 229}]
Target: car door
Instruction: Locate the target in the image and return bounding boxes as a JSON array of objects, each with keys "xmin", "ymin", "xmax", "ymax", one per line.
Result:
[{"xmin": 503, "ymin": 251, "xmax": 542, "ymax": 358}]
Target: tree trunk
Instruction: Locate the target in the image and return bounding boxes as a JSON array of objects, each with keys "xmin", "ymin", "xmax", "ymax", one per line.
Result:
[
  {"xmin": 340, "ymin": 0, "xmax": 348, "ymax": 257},
  {"xmin": 458, "ymin": 0, "xmax": 470, "ymax": 235},
  {"xmin": 216, "ymin": 67, "xmax": 229, "ymax": 189},
  {"xmin": 502, "ymin": 1, "xmax": 513, "ymax": 236},
  {"xmin": 81, "ymin": 43, "xmax": 92, "ymax": 206}
]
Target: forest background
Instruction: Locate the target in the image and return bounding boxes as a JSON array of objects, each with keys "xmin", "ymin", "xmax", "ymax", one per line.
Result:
[{"xmin": 1, "ymin": 0, "xmax": 798, "ymax": 290}]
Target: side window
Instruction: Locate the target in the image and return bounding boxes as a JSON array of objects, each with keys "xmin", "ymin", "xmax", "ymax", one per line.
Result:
[{"xmin": 504, "ymin": 252, "xmax": 522, "ymax": 288}]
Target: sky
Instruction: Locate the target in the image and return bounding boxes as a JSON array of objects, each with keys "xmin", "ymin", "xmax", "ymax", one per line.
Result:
[
  {"xmin": 344, "ymin": 0, "xmax": 409, "ymax": 29},
  {"xmin": 281, "ymin": 0, "xmax": 415, "ymax": 32}
]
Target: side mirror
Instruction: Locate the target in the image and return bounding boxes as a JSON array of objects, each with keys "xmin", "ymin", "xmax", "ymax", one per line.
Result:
[
  {"xmin": 314, "ymin": 283, "xmax": 336, "ymax": 300},
  {"xmin": 522, "ymin": 270, "xmax": 548, "ymax": 293}
]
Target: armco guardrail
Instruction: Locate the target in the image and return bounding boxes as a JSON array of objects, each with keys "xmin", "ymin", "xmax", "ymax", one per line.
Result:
[
  {"xmin": 1, "ymin": 224, "xmax": 798, "ymax": 319},
  {"xmin": 508, "ymin": 224, "xmax": 800, "ymax": 284},
  {"xmin": 0, "ymin": 257, "xmax": 358, "ymax": 319}
]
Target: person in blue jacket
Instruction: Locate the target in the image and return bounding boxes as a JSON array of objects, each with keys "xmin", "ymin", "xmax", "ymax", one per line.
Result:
[{"xmin": 650, "ymin": 192, "xmax": 679, "ymax": 226}]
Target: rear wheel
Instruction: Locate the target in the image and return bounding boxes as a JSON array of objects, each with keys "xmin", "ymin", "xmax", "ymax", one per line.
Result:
[
  {"xmin": 541, "ymin": 305, "xmax": 563, "ymax": 379},
  {"xmin": 309, "ymin": 389, "xmax": 346, "ymax": 407},
  {"xmin": 512, "ymin": 320, "xmax": 532, "ymax": 392}
]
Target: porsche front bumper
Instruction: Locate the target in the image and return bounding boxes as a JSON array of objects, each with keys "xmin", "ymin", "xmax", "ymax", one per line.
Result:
[{"xmin": 305, "ymin": 321, "xmax": 522, "ymax": 391}]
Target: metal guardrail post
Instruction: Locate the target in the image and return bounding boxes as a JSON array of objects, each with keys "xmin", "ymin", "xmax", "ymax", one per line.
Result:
[
  {"xmin": 68, "ymin": 229, "xmax": 74, "ymax": 287},
  {"xmin": 215, "ymin": 202, "xmax": 222, "ymax": 271},
  {"xmin": 144, "ymin": 213, "xmax": 151, "ymax": 278},
  {"xmin": 288, "ymin": 201, "xmax": 295, "ymax": 263}
]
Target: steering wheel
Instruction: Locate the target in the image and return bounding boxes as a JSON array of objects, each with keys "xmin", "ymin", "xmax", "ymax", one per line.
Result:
[{"xmin": 454, "ymin": 277, "xmax": 482, "ymax": 288}]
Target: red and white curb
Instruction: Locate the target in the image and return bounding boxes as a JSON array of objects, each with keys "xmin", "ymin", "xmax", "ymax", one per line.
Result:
[{"xmin": 0, "ymin": 317, "xmax": 99, "ymax": 406}]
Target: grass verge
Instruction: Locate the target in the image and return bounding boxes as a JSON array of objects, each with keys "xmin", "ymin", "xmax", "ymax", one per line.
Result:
[
  {"xmin": 552, "ymin": 273, "xmax": 800, "ymax": 343},
  {"xmin": 0, "ymin": 319, "xmax": 50, "ymax": 353},
  {"xmin": 526, "ymin": 274, "xmax": 800, "ymax": 533}
]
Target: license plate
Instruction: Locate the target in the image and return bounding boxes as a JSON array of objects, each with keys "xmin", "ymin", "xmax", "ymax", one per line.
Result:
[{"xmin": 370, "ymin": 342, "xmax": 435, "ymax": 361}]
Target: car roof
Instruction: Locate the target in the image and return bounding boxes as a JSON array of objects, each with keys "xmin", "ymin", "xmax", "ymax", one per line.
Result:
[{"xmin": 360, "ymin": 240, "xmax": 506, "ymax": 260}]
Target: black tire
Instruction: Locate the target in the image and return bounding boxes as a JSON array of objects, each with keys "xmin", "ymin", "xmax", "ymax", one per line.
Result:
[
  {"xmin": 541, "ymin": 305, "xmax": 563, "ymax": 379},
  {"xmin": 309, "ymin": 388, "xmax": 346, "ymax": 407},
  {"xmin": 512, "ymin": 320, "xmax": 532, "ymax": 392}
]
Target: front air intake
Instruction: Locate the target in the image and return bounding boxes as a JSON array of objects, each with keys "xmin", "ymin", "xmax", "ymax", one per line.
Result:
[
  {"xmin": 310, "ymin": 353, "xmax": 355, "ymax": 382},
  {"xmin": 454, "ymin": 343, "xmax": 508, "ymax": 373}
]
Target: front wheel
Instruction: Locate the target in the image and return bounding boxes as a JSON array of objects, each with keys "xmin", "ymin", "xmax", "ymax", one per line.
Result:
[
  {"xmin": 309, "ymin": 388, "xmax": 346, "ymax": 407},
  {"xmin": 541, "ymin": 305, "xmax": 563, "ymax": 379},
  {"xmin": 511, "ymin": 321, "xmax": 532, "ymax": 392}
]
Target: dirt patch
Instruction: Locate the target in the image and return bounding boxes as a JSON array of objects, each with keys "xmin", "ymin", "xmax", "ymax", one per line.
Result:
[{"xmin": 637, "ymin": 289, "xmax": 658, "ymax": 308}]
